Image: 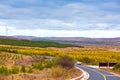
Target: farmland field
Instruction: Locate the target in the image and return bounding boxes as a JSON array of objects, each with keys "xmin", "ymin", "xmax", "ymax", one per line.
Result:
[
  {"xmin": 0, "ymin": 39, "xmax": 120, "ymax": 80},
  {"xmin": 0, "ymin": 44, "xmax": 120, "ymax": 65}
]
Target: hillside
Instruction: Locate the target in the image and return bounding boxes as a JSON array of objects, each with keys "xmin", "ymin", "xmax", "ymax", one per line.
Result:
[
  {"xmin": 0, "ymin": 37, "xmax": 81, "ymax": 48},
  {"xmin": 33, "ymin": 37, "xmax": 120, "ymax": 46},
  {"xmin": 1, "ymin": 35, "xmax": 120, "ymax": 47}
]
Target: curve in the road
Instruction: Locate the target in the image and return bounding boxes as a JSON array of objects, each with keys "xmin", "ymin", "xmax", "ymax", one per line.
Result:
[
  {"xmin": 76, "ymin": 65, "xmax": 120, "ymax": 80},
  {"xmin": 87, "ymin": 67, "xmax": 106, "ymax": 80},
  {"xmin": 77, "ymin": 65, "xmax": 105, "ymax": 80}
]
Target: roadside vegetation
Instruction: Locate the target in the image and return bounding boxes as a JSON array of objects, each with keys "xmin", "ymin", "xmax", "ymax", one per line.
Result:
[
  {"xmin": 0, "ymin": 39, "xmax": 120, "ymax": 79},
  {"xmin": 0, "ymin": 46, "xmax": 82, "ymax": 80},
  {"xmin": 112, "ymin": 63, "xmax": 120, "ymax": 74},
  {"xmin": 101, "ymin": 63, "xmax": 120, "ymax": 75}
]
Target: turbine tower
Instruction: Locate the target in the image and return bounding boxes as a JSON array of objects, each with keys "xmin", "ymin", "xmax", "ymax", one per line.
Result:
[{"xmin": 6, "ymin": 26, "xmax": 8, "ymax": 36}]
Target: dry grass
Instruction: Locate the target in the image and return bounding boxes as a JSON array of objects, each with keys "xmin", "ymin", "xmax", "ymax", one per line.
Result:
[
  {"xmin": 2, "ymin": 66, "xmax": 82, "ymax": 80},
  {"xmin": 0, "ymin": 75, "xmax": 12, "ymax": 80}
]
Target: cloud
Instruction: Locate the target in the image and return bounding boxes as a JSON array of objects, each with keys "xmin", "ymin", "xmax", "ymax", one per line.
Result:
[
  {"xmin": 1, "ymin": 19, "xmax": 120, "ymax": 31},
  {"xmin": 1, "ymin": 25, "xmax": 120, "ymax": 38},
  {"xmin": 0, "ymin": 0, "xmax": 120, "ymax": 37}
]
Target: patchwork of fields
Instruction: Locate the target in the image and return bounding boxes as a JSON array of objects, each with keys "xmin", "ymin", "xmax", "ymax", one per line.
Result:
[
  {"xmin": 0, "ymin": 38, "xmax": 120, "ymax": 80},
  {"xmin": 0, "ymin": 44, "xmax": 120, "ymax": 66}
]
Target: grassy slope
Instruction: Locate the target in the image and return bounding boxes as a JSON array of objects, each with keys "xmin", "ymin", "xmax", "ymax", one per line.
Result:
[{"xmin": 0, "ymin": 38, "xmax": 82, "ymax": 48}]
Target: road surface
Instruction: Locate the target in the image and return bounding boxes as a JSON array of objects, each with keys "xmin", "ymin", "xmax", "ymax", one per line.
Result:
[{"xmin": 76, "ymin": 65, "xmax": 120, "ymax": 80}]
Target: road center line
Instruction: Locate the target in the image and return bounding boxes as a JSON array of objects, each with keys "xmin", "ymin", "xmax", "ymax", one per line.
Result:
[{"xmin": 92, "ymin": 69, "xmax": 106, "ymax": 80}]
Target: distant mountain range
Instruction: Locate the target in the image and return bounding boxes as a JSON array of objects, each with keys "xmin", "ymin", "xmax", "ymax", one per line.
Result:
[
  {"xmin": 0, "ymin": 35, "xmax": 120, "ymax": 46},
  {"xmin": 33, "ymin": 37, "xmax": 120, "ymax": 46},
  {"xmin": 13, "ymin": 35, "xmax": 38, "ymax": 40}
]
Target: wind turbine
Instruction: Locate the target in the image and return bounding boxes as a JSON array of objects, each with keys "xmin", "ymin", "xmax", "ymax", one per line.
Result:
[{"xmin": 6, "ymin": 26, "xmax": 8, "ymax": 36}]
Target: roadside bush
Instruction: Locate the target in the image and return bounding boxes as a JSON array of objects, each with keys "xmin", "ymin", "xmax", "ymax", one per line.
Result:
[
  {"xmin": 11, "ymin": 66, "xmax": 19, "ymax": 74},
  {"xmin": 32, "ymin": 63, "xmax": 44, "ymax": 70},
  {"xmin": 44, "ymin": 60, "xmax": 55, "ymax": 68},
  {"xmin": 56, "ymin": 55, "xmax": 75, "ymax": 69},
  {"xmin": 0, "ymin": 66, "xmax": 19, "ymax": 75},
  {"xmin": 0, "ymin": 66, "xmax": 9, "ymax": 75},
  {"xmin": 27, "ymin": 68, "xmax": 33, "ymax": 73},
  {"xmin": 113, "ymin": 63, "xmax": 120, "ymax": 71},
  {"xmin": 51, "ymin": 66, "xmax": 69, "ymax": 78},
  {"xmin": 20, "ymin": 65, "xmax": 26, "ymax": 73}
]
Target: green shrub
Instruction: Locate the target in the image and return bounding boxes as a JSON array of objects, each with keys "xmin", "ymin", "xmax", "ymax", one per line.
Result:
[
  {"xmin": 20, "ymin": 65, "xmax": 26, "ymax": 73},
  {"xmin": 27, "ymin": 68, "xmax": 33, "ymax": 73},
  {"xmin": 11, "ymin": 66, "xmax": 19, "ymax": 74},
  {"xmin": 0, "ymin": 66, "xmax": 9, "ymax": 75},
  {"xmin": 113, "ymin": 63, "xmax": 120, "ymax": 71},
  {"xmin": 32, "ymin": 63, "xmax": 44, "ymax": 70},
  {"xmin": 44, "ymin": 60, "xmax": 55, "ymax": 68},
  {"xmin": 0, "ymin": 66, "xmax": 19, "ymax": 75}
]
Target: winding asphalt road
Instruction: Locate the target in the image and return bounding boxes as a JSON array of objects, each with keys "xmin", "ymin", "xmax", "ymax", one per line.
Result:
[{"xmin": 76, "ymin": 65, "xmax": 120, "ymax": 80}]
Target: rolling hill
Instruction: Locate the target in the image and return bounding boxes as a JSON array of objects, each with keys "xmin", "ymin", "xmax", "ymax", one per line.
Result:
[
  {"xmin": 1, "ymin": 35, "xmax": 120, "ymax": 46},
  {"xmin": 32, "ymin": 37, "xmax": 120, "ymax": 46},
  {"xmin": 0, "ymin": 36, "xmax": 81, "ymax": 48}
]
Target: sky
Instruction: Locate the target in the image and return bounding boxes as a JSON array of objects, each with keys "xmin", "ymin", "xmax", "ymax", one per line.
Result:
[{"xmin": 0, "ymin": 0, "xmax": 120, "ymax": 38}]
